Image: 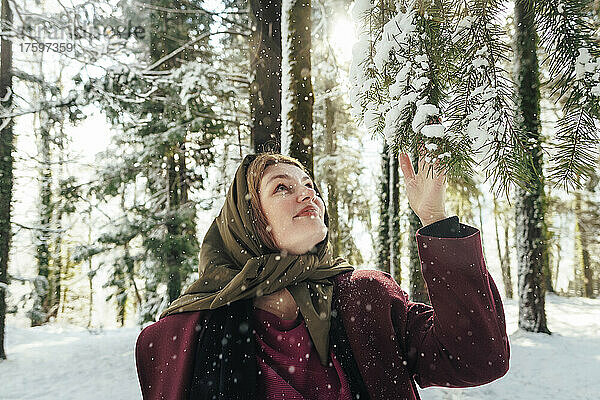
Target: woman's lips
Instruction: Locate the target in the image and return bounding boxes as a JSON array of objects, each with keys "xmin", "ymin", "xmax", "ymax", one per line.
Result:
[{"xmin": 294, "ymin": 206, "xmax": 319, "ymax": 218}]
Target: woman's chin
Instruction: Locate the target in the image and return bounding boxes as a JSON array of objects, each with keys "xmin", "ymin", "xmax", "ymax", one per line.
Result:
[
  {"xmin": 279, "ymin": 229, "xmax": 328, "ymax": 255},
  {"xmin": 306, "ymin": 228, "xmax": 328, "ymax": 253},
  {"xmin": 275, "ymin": 219, "xmax": 328, "ymax": 255}
]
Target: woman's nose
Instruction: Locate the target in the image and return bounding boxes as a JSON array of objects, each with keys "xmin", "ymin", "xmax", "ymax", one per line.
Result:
[{"xmin": 298, "ymin": 186, "xmax": 316, "ymax": 202}]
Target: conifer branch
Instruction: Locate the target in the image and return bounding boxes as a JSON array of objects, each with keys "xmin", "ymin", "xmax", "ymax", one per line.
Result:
[{"xmin": 535, "ymin": 1, "xmax": 600, "ymax": 189}]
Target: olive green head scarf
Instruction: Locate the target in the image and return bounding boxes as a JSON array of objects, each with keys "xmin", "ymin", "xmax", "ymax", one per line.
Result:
[{"xmin": 161, "ymin": 154, "xmax": 354, "ymax": 365}]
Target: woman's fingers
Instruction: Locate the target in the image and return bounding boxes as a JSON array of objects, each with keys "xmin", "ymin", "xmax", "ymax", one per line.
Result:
[
  {"xmin": 430, "ymin": 158, "xmax": 447, "ymax": 184},
  {"xmin": 401, "ymin": 151, "xmax": 447, "ymax": 186},
  {"xmin": 437, "ymin": 163, "xmax": 447, "ymax": 181},
  {"xmin": 399, "ymin": 153, "xmax": 416, "ymax": 181},
  {"xmin": 417, "ymin": 146, "xmax": 425, "ymax": 174}
]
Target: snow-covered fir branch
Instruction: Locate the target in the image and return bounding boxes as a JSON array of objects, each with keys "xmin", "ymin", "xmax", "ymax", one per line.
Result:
[{"xmin": 350, "ymin": 0, "xmax": 527, "ymax": 192}]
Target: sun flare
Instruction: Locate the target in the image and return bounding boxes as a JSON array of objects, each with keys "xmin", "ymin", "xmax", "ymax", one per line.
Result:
[{"xmin": 329, "ymin": 16, "xmax": 357, "ymax": 64}]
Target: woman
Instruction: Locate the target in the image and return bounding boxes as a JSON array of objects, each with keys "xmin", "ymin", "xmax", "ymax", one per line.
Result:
[{"xmin": 135, "ymin": 153, "xmax": 509, "ymax": 400}]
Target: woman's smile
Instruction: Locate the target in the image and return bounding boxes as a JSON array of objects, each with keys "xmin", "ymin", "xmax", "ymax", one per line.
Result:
[{"xmin": 294, "ymin": 204, "xmax": 321, "ymax": 218}]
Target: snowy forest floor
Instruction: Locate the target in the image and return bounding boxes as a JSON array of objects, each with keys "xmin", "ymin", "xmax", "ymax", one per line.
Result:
[{"xmin": 1, "ymin": 293, "xmax": 599, "ymax": 400}]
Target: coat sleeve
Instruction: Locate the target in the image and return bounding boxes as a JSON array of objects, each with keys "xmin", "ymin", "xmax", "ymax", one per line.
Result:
[
  {"xmin": 135, "ymin": 311, "xmax": 209, "ymax": 399},
  {"xmin": 403, "ymin": 218, "xmax": 510, "ymax": 388},
  {"xmin": 336, "ymin": 219, "xmax": 509, "ymax": 396}
]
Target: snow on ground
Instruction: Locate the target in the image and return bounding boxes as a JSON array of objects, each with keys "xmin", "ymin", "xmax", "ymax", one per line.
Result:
[
  {"xmin": 1, "ymin": 293, "xmax": 599, "ymax": 400},
  {"xmin": 422, "ymin": 293, "xmax": 600, "ymax": 400},
  {"xmin": 0, "ymin": 324, "xmax": 140, "ymax": 399}
]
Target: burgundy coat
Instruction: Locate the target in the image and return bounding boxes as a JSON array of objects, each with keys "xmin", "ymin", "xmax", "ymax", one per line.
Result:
[{"xmin": 136, "ymin": 222, "xmax": 510, "ymax": 399}]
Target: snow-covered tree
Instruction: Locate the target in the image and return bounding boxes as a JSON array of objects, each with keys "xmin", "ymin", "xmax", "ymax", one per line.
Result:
[
  {"xmin": 311, "ymin": 0, "xmax": 374, "ymax": 265},
  {"xmin": 85, "ymin": 0, "xmax": 236, "ymax": 322},
  {"xmin": 0, "ymin": 0, "xmax": 13, "ymax": 360}
]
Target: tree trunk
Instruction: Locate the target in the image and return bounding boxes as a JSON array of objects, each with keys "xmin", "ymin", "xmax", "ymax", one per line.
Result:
[
  {"xmin": 542, "ymin": 223, "xmax": 554, "ymax": 293},
  {"xmin": 552, "ymin": 215, "xmax": 562, "ymax": 293},
  {"xmin": 88, "ymin": 265, "xmax": 94, "ymax": 328},
  {"xmin": 377, "ymin": 142, "xmax": 391, "ymax": 274},
  {"xmin": 408, "ymin": 151, "xmax": 427, "ymax": 303},
  {"xmin": 52, "ymin": 124, "xmax": 66, "ymax": 318},
  {"xmin": 324, "ymin": 95, "xmax": 340, "ymax": 256},
  {"xmin": 33, "ymin": 114, "xmax": 53, "ymax": 326},
  {"xmin": 115, "ymin": 189, "xmax": 128, "ymax": 326},
  {"xmin": 166, "ymin": 153, "xmax": 182, "ymax": 303},
  {"xmin": 574, "ymin": 192, "xmax": 594, "ymax": 298},
  {"xmin": 476, "ymin": 193, "xmax": 484, "ymax": 250},
  {"xmin": 503, "ymin": 222, "xmax": 513, "ymax": 298},
  {"xmin": 494, "ymin": 197, "xmax": 513, "ymax": 298},
  {"xmin": 514, "ymin": 0, "xmax": 550, "ymax": 334},
  {"xmin": 283, "ymin": 0, "xmax": 314, "ymax": 175},
  {"xmin": 0, "ymin": 0, "xmax": 13, "ymax": 360},
  {"xmin": 59, "ymin": 247, "xmax": 71, "ymax": 315},
  {"xmin": 148, "ymin": 2, "xmax": 197, "ymax": 305},
  {"xmin": 389, "ymin": 148, "xmax": 401, "ymax": 283},
  {"xmin": 249, "ymin": 0, "xmax": 282, "ymax": 153},
  {"xmin": 86, "ymin": 207, "xmax": 94, "ymax": 329},
  {"xmin": 115, "ymin": 262, "xmax": 126, "ymax": 327},
  {"xmin": 53, "ymin": 221, "xmax": 62, "ymax": 318}
]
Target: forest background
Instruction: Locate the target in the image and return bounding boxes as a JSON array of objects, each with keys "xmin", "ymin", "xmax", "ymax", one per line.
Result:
[{"xmin": 0, "ymin": 0, "xmax": 599, "ymax": 397}]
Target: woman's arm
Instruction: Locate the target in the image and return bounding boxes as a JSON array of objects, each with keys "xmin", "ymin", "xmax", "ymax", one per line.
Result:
[
  {"xmin": 333, "ymin": 149, "xmax": 509, "ymax": 395},
  {"xmin": 135, "ymin": 311, "xmax": 209, "ymax": 399},
  {"xmin": 399, "ymin": 152, "xmax": 510, "ymax": 383},
  {"xmin": 402, "ymin": 218, "xmax": 510, "ymax": 388},
  {"xmin": 333, "ymin": 233, "xmax": 510, "ymax": 397}
]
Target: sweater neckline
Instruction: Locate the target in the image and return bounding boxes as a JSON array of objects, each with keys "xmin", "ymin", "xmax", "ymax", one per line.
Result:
[{"xmin": 253, "ymin": 307, "xmax": 303, "ymax": 331}]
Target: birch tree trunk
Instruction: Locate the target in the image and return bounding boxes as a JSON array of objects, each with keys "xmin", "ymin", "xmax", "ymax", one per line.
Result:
[
  {"xmin": 53, "ymin": 125, "xmax": 65, "ymax": 319},
  {"xmin": 32, "ymin": 113, "xmax": 53, "ymax": 326},
  {"xmin": 86, "ymin": 207, "xmax": 95, "ymax": 329}
]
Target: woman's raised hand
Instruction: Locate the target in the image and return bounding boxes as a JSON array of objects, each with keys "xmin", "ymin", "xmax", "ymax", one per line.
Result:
[{"xmin": 399, "ymin": 153, "xmax": 447, "ymax": 227}]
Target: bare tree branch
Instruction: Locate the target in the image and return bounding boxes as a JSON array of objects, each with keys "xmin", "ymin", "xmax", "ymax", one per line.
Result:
[
  {"xmin": 142, "ymin": 29, "xmax": 249, "ymax": 73},
  {"xmin": 0, "ymin": 95, "xmax": 77, "ymax": 119}
]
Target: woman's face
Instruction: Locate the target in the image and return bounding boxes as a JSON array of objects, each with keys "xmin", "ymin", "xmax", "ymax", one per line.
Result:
[{"xmin": 259, "ymin": 163, "xmax": 327, "ymax": 255}]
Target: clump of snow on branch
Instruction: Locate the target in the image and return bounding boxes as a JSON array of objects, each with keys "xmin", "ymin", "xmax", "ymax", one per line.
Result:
[
  {"xmin": 445, "ymin": 13, "xmax": 515, "ymax": 166},
  {"xmin": 349, "ymin": 1, "xmax": 446, "ymax": 155}
]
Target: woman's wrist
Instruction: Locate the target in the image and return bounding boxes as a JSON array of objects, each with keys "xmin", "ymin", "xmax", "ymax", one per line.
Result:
[{"xmin": 419, "ymin": 212, "xmax": 448, "ymax": 227}]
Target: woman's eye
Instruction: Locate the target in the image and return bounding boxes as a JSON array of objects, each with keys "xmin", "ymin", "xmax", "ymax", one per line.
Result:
[
  {"xmin": 275, "ymin": 183, "xmax": 287, "ymax": 192},
  {"xmin": 305, "ymin": 182, "xmax": 313, "ymax": 188}
]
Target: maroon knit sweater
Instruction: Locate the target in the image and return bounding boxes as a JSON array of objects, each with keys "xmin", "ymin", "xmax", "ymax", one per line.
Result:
[{"xmin": 253, "ymin": 308, "xmax": 352, "ymax": 400}]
